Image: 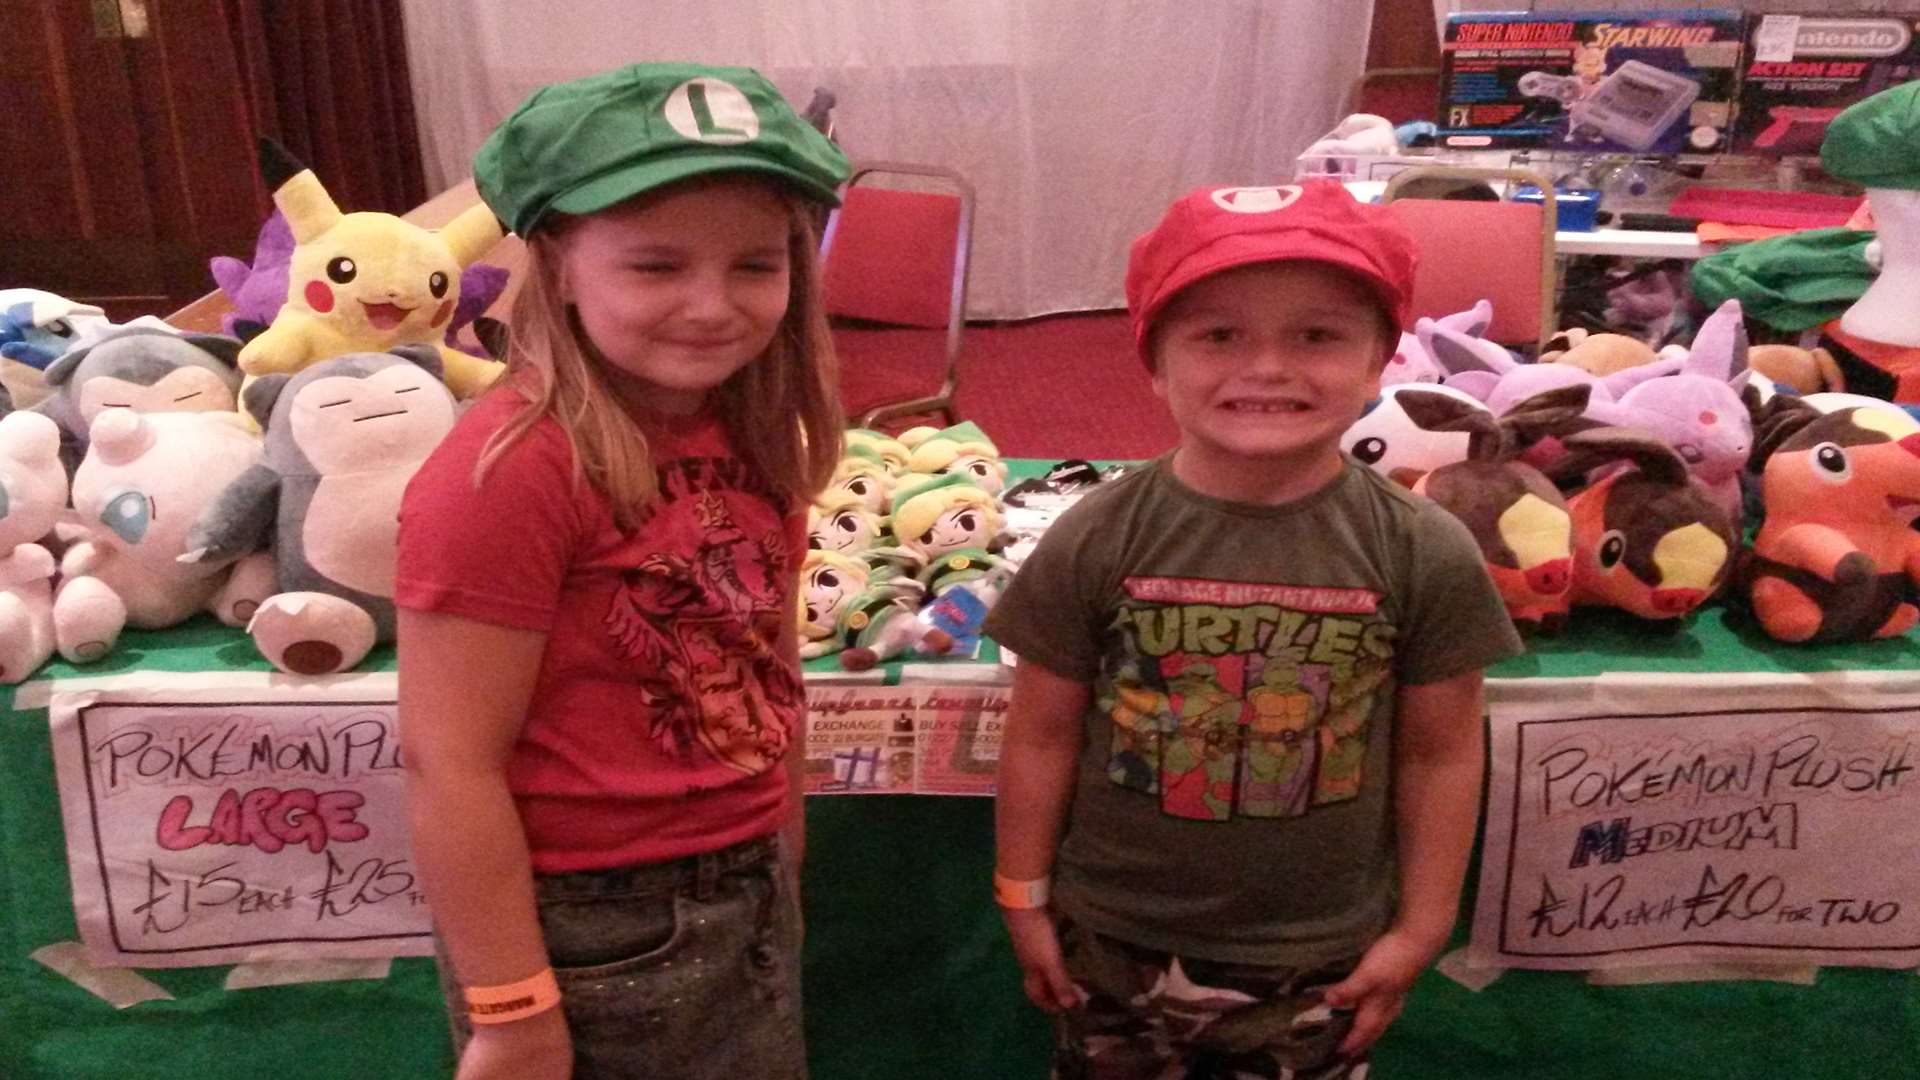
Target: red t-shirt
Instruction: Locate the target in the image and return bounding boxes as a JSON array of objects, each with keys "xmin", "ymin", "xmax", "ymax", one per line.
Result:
[{"xmin": 395, "ymin": 390, "xmax": 806, "ymax": 873}]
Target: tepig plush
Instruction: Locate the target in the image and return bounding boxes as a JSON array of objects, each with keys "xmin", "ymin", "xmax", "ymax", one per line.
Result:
[{"xmin": 1744, "ymin": 396, "xmax": 1920, "ymax": 643}]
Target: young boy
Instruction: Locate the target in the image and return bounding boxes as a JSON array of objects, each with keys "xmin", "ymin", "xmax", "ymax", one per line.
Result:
[{"xmin": 985, "ymin": 181, "xmax": 1524, "ymax": 1079}]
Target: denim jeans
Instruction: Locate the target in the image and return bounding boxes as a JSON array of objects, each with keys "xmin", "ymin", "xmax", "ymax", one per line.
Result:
[{"xmin": 438, "ymin": 834, "xmax": 805, "ymax": 1080}]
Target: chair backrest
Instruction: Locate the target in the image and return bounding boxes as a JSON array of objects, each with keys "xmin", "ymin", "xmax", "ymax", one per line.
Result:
[
  {"xmin": 1381, "ymin": 165, "xmax": 1558, "ymax": 353},
  {"xmin": 820, "ymin": 163, "xmax": 972, "ymax": 331}
]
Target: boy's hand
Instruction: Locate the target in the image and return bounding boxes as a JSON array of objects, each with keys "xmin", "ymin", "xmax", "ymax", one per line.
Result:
[
  {"xmin": 1321, "ymin": 928, "xmax": 1442, "ymax": 1057},
  {"xmin": 1000, "ymin": 907, "xmax": 1079, "ymax": 1013}
]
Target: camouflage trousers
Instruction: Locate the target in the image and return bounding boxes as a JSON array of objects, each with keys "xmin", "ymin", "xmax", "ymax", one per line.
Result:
[{"xmin": 1051, "ymin": 918, "xmax": 1368, "ymax": 1080}]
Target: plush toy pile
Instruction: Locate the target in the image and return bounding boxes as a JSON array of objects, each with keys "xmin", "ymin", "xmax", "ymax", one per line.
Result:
[
  {"xmin": 799, "ymin": 421, "xmax": 1017, "ymax": 670},
  {"xmin": 1345, "ymin": 296, "xmax": 1917, "ymax": 647},
  {"xmin": 0, "ymin": 133, "xmax": 523, "ymax": 684}
]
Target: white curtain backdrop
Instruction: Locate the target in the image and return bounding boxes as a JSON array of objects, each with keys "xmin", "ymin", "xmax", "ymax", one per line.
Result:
[{"xmin": 400, "ymin": 0, "xmax": 1376, "ymax": 319}]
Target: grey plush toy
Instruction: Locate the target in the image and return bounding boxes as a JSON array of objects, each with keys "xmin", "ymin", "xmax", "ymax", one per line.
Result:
[
  {"xmin": 183, "ymin": 344, "xmax": 457, "ymax": 674},
  {"xmin": 40, "ymin": 326, "xmax": 243, "ymax": 470}
]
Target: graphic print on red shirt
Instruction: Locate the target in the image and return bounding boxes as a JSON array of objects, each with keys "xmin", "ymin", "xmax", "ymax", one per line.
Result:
[{"xmin": 601, "ymin": 458, "xmax": 802, "ymax": 778}]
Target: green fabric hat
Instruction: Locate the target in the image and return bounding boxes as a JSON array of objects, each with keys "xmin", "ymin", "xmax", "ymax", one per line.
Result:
[
  {"xmin": 1821, "ymin": 81, "xmax": 1920, "ymax": 190},
  {"xmin": 890, "ymin": 470, "xmax": 982, "ymax": 512},
  {"xmin": 1690, "ymin": 228, "xmax": 1876, "ymax": 332},
  {"xmin": 475, "ymin": 63, "xmax": 850, "ymax": 237}
]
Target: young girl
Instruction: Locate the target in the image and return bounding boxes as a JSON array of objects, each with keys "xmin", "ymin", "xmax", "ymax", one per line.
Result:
[{"xmin": 394, "ymin": 63, "xmax": 848, "ymax": 1080}]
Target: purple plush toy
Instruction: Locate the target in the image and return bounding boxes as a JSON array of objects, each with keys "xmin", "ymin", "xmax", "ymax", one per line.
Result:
[
  {"xmin": 210, "ymin": 211, "xmax": 509, "ymax": 358},
  {"xmin": 1606, "ymin": 299, "xmax": 1755, "ymax": 523}
]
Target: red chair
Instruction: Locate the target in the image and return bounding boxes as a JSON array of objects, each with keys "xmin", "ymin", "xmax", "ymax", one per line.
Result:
[
  {"xmin": 1380, "ymin": 165, "xmax": 1559, "ymax": 354},
  {"xmin": 820, "ymin": 161, "xmax": 974, "ymax": 427}
]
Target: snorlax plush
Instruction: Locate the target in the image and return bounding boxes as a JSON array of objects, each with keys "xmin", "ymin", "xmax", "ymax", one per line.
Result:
[
  {"xmin": 38, "ymin": 327, "xmax": 243, "ymax": 470},
  {"xmin": 236, "ymin": 139, "xmax": 505, "ymax": 401},
  {"xmin": 185, "ymin": 346, "xmax": 458, "ymax": 674}
]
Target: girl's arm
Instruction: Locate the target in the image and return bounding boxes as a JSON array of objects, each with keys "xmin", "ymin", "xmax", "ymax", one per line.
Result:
[
  {"xmin": 399, "ymin": 607, "xmax": 570, "ymax": 1077},
  {"xmin": 1326, "ymin": 667, "xmax": 1487, "ymax": 1056},
  {"xmin": 993, "ymin": 660, "xmax": 1091, "ymax": 1013}
]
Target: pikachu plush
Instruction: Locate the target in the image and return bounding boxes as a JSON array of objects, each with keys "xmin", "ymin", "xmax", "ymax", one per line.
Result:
[{"xmin": 236, "ymin": 140, "xmax": 505, "ymax": 401}]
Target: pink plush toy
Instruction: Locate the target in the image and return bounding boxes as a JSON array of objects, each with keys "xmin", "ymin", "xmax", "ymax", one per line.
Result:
[
  {"xmin": 1426, "ymin": 319, "xmax": 1683, "ymax": 471},
  {"xmin": 54, "ymin": 410, "xmax": 275, "ymax": 663},
  {"xmin": 0, "ymin": 412, "xmax": 66, "ymax": 683},
  {"xmin": 1382, "ymin": 300, "xmax": 1491, "ymax": 387},
  {"xmin": 1606, "ymin": 299, "xmax": 1755, "ymax": 522}
]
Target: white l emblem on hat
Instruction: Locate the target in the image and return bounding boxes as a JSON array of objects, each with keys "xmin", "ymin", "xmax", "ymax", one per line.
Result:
[
  {"xmin": 1210, "ymin": 186, "xmax": 1303, "ymax": 214},
  {"xmin": 663, "ymin": 77, "xmax": 761, "ymax": 144}
]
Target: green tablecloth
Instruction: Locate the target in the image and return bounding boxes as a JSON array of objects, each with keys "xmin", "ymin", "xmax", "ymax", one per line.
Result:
[
  {"xmin": 6, "ymin": 455, "xmax": 1920, "ymax": 1077},
  {"xmin": 6, "ymin": 614, "xmax": 1918, "ymax": 1078}
]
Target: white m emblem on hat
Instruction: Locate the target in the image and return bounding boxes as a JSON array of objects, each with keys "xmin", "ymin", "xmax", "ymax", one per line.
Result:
[
  {"xmin": 664, "ymin": 78, "xmax": 760, "ymax": 144},
  {"xmin": 1210, "ymin": 186, "xmax": 1303, "ymax": 214}
]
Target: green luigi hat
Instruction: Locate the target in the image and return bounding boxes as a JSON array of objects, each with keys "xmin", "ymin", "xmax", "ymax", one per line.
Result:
[
  {"xmin": 475, "ymin": 62, "xmax": 852, "ymax": 237},
  {"xmin": 1821, "ymin": 81, "xmax": 1920, "ymax": 191}
]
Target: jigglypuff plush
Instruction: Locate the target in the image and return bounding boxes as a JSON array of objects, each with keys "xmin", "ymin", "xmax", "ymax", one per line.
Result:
[
  {"xmin": 236, "ymin": 139, "xmax": 504, "ymax": 401},
  {"xmin": 39, "ymin": 327, "xmax": 243, "ymax": 469},
  {"xmin": 904, "ymin": 420, "xmax": 1009, "ymax": 494},
  {"xmin": 185, "ymin": 346, "xmax": 458, "ymax": 674},
  {"xmin": 1743, "ymin": 398, "xmax": 1920, "ymax": 642},
  {"xmin": 0, "ymin": 412, "xmax": 66, "ymax": 683},
  {"xmin": 53, "ymin": 410, "xmax": 276, "ymax": 663}
]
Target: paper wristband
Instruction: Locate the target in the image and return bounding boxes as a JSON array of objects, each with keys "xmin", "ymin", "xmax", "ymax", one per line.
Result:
[
  {"xmin": 464, "ymin": 968, "xmax": 562, "ymax": 1025},
  {"xmin": 993, "ymin": 871, "xmax": 1052, "ymax": 909}
]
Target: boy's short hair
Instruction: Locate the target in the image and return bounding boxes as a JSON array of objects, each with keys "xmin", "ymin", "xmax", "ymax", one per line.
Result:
[
  {"xmin": 1125, "ymin": 181, "xmax": 1419, "ymax": 368},
  {"xmin": 474, "ymin": 62, "xmax": 850, "ymax": 237}
]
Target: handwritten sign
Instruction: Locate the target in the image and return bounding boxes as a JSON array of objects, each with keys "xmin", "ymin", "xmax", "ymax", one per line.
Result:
[
  {"xmin": 49, "ymin": 684, "xmax": 430, "ymax": 968},
  {"xmin": 1471, "ymin": 674, "xmax": 1920, "ymax": 970},
  {"xmin": 803, "ymin": 685, "xmax": 1008, "ymax": 796}
]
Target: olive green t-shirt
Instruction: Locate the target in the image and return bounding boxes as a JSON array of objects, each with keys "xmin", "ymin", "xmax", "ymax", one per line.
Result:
[{"xmin": 984, "ymin": 455, "xmax": 1523, "ymax": 966}]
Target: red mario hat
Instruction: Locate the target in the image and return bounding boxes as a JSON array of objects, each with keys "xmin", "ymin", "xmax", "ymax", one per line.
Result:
[{"xmin": 1124, "ymin": 180, "xmax": 1418, "ymax": 364}]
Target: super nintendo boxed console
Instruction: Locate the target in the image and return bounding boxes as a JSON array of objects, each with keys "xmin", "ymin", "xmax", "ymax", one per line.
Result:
[{"xmin": 1439, "ymin": 9, "xmax": 1745, "ymax": 154}]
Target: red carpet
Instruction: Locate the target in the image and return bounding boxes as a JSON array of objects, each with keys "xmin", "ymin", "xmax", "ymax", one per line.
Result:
[{"xmin": 834, "ymin": 311, "xmax": 1178, "ymax": 461}]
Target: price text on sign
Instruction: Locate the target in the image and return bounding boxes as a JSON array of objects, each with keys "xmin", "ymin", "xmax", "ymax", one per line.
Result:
[
  {"xmin": 1472, "ymin": 687, "xmax": 1920, "ymax": 971},
  {"xmin": 50, "ymin": 690, "xmax": 432, "ymax": 968}
]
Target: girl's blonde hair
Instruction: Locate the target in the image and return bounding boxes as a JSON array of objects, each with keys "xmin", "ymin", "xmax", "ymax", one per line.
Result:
[{"xmin": 477, "ymin": 181, "xmax": 844, "ymax": 529}]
